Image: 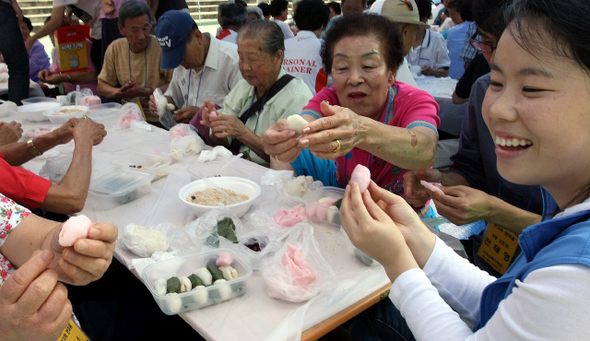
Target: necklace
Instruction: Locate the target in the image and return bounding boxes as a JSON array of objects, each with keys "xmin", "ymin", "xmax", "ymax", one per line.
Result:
[{"xmin": 128, "ymin": 44, "xmax": 148, "ymax": 87}]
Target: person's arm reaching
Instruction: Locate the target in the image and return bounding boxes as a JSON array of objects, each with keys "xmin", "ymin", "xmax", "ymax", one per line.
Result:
[{"xmin": 25, "ymin": 6, "xmax": 66, "ymax": 53}]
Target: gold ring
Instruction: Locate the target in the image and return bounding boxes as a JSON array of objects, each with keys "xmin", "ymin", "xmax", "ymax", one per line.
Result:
[
  {"xmin": 81, "ymin": 115, "xmax": 89, "ymax": 119},
  {"xmin": 332, "ymin": 139, "xmax": 341, "ymax": 153},
  {"xmin": 274, "ymin": 154, "xmax": 281, "ymax": 162}
]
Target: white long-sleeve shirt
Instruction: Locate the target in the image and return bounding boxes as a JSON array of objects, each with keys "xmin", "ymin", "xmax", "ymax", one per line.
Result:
[{"xmin": 390, "ymin": 202, "xmax": 590, "ymax": 340}]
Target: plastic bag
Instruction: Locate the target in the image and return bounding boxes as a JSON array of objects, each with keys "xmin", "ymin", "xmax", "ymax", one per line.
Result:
[
  {"xmin": 121, "ymin": 223, "xmax": 170, "ymax": 258},
  {"xmin": 39, "ymin": 155, "xmax": 72, "ymax": 182},
  {"xmin": 117, "ymin": 102, "xmax": 145, "ymax": 129},
  {"xmin": 274, "ymin": 174, "xmax": 324, "ymax": 207},
  {"xmin": 197, "ymin": 145, "xmax": 232, "ymax": 163},
  {"xmin": 80, "ymin": 95, "xmax": 101, "ymax": 107},
  {"xmin": 260, "ymin": 224, "xmax": 334, "ymax": 302},
  {"xmin": 66, "ymin": 86, "xmax": 94, "ymax": 106},
  {"xmin": 169, "ymin": 123, "xmax": 205, "ymax": 161},
  {"xmin": 184, "ymin": 207, "xmax": 245, "ymax": 248}
]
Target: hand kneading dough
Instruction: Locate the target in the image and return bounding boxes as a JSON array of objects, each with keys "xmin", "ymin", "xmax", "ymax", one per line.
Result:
[
  {"xmin": 286, "ymin": 115, "xmax": 308, "ymax": 133},
  {"xmin": 420, "ymin": 180, "xmax": 443, "ymax": 193},
  {"xmin": 350, "ymin": 165, "xmax": 371, "ymax": 193},
  {"xmin": 59, "ymin": 214, "xmax": 93, "ymax": 247}
]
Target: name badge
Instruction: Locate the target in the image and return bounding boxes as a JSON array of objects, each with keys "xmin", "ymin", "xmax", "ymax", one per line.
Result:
[
  {"xmin": 477, "ymin": 223, "xmax": 519, "ymax": 275},
  {"xmin": 58, "ymin": 318, "xmax": 91, "ymax": 341}
]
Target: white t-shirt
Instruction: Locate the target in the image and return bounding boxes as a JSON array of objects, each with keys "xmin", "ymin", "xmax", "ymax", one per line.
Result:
[
  {"xmin": 273, "ymin": 19, "xmax": 294, "ymax": 39},
  {"xmin": 282, "ymin": 30, "xmax": 326, "ymax": 95},
  {"xmin": 407, "ymin": 29, "xmax": 450, "ymax": 69},
  {"xmin": 164, "ymin": 35, "xmax": 242, "ymax": 109},
  {"xmin": 53, "ymin": 0, "xmax": 102, "ymax": 39}
]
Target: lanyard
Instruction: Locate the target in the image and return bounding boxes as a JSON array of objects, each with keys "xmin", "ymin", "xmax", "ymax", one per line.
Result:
[
  {"xmin": 186, "ymin": 68, "xmax": 205, "ymax": 107},
  {"xmin": 128, "ymin": 44, "xmax": 148, "ymax": 87},
  {"xmin": 341, "ymin": 85, "xmax": 397, "ymax": 187}
]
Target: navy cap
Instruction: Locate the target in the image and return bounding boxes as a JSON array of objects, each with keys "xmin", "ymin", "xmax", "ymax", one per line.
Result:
[{"xmin": 155, "ymin": 10, "xmax": 196, "ymax": 69}]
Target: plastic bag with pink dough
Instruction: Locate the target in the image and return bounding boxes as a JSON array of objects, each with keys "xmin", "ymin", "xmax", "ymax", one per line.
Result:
[
  {"xmin": 117, "ymin": 102, "xmax": 146, "ymax": 129},
  {"xmin": 260, "ymin": 224, "xmax": 334, "ymax": 302},
  {"xmin": 169, "ymin": 123, "xmax": 205, "ymax": 161}
]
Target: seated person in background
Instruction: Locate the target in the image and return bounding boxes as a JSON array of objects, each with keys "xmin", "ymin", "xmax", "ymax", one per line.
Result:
[
  {"xmin": 38, "ymin": 16, "xmax": 99, "ymax": 95},
  {"xmin": 0, "ymin": 121, "xmax": 22, "ymax": 146},
  {"xmin": 262, "ymin": 14, "xmax": 439, "ymax": 216},
  {"xmin": 150, "ymin": 10, "xmax": 242, "ymax": 126},
  {"xmin": 282, "ymin": 0, "xmax": 329, "ymax": 95},
  {"xmin": 326, "ymin": 1, "xmax": 341, "ymax": 19},
  {"xmin": 0, "ymin": 193, "xmax": 117, "ymax": 341},
  {"xmin": 201, "ymin": 20, "xmax": 312, "ymax": 167},
  {"xmin": 407, "ymin": 0, "xmax": 450, "ymax": 78},
  {"xmin": 404, "ymin": 0, "xmax": 553, "ymax": 276},
  {"xmin": 270, "ymin": 0, "xmax": 294, "ymax": 39},
  {"xmin": 19, "ymin": 16, "xmax": 50, "ymax": 83},
  {"xmin": 446, "ymin": 0, "xmax": 472, "ymax": 79},
  {"xmin": 216, "ymin": 3, "xmax": 248, "ymax": 44},
  {"xmin": 247, "ymin": 6, "xmax": 264, "ymax": 23},
  {"xmin": 369, "ymin": 0, "xmax": 429, "ymax": 87},
  {"xmin": 258, "ymin": 2, "xmax": 271, "ymax": 21},
  {"xmin": 321, "ymin": 0, "xmax": 367, "ymax": 40},
  {"xmin": 0, "ymin": 118, "xmax": 106, "ymax": 214},
  {"xmin": 98, "ymin": 0, "xmax": 173, "ymax": 126}
]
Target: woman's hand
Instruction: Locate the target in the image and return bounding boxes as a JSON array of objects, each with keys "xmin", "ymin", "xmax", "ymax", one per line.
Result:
[
  {"xmin": 48, "ymin": 222, "xmax": 117, "ymax": 286},
  {"xmin": 38, "ymin": 70, "xmax": 61, "ymax": 84},
  {"xmin": 341, "ymin": 181, "xmax": 422, "ymax": 281},
  {"xmin": 429, "ymin": 186, "xmax": 495, "ymax": 226},
  {"xmin": 0, "ymin": 250, "xmax": 72, "ymax": 341},
  {"xmin": 297, "ymin": 101, "xmax": 367, "ymax": 159},
  {"xmin": 403, "ymin": 169, "xmax": 444, "ymax": 208},
  {"xmin": 261, "ymin": 119, "xmax": 301, "ymax": 162},
  {"xmin": 174, "ymin": 106, "xmax": 199, "ymax": 123}
]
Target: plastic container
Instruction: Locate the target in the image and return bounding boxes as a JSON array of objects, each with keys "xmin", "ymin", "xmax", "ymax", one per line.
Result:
[
  {"xmin": 43, "ymin": 105, "xmax": 89, "ymax": 124},
  {"xmin": 87, "ymin": 102, "xmax": 121, "ymax": 122},
  {"xmin": 109, "ymin": 150, "xmax": 171, "ymax": 181},
  {"xmin": 142, "ymin": 249, "xmax": 253, "ymax": 315},
  {"xmin": 88, "ymin": 168, "xmax": 155, "ymax": 210},
  {"xmin": 18, "ymin": 102, "xmax": 62, "ymax": 122},
  {"xmin": 179, "ymin": 177, "xmax": 261, "ymax": 217},
  {"xmin": 304, "ymin": 187, "xmax": 345, "ymax": 227},
  {"xmin": 21, "ymin": 97, "xmax": 60, "ymax": 105}
]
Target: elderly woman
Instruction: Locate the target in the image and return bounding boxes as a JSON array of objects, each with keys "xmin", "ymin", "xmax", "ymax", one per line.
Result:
[
  {"xmin": 262, "ymin": 13, "xmax": 440, "ymax": 210},
  {"xmin": 201, "ymin": 20, "xmax": 313, "ymax": 167}
]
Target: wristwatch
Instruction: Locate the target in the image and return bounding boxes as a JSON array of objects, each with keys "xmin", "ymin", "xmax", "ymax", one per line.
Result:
[{"xmin": 26, "ymin": 138, "xmax": 42, "ymax": 156}]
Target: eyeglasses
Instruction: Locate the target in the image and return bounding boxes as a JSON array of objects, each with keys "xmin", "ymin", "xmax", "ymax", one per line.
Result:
[
  {"xmin": 469, "ymin": 32, "xmax": 496, "ymax": 53},
  {"xmin": 399, "ymin": 0, "xmax": 413, "ymax": 11}
]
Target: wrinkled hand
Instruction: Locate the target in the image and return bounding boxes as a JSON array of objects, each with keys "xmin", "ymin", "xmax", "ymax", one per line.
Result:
[
  {"xmin": 0, "ymin": 250, "xmax": 72, "ymax": 341},
  {"xmin": 112, "ymin": 82, "xmax": 149, "ymax": 99},
  {"xmin": 430, "ymin": 185, "xmax": 494, "ymax": 226},
  {"xmin": 174, "ymin": 106, "xmax": 199, "ymax": 123},
  {"xmin": 403, "ymin": 169, "xmax": 444, "ymax": 208},
  {"xmin": 341, "ymin": 181, "xmax": 421, "ymax": 272},
  {"xmin": 261, "ymin": 119, "xmax": 300, "ymax": 162},
  {"xmin": 70, "ymin": 117, "xmax": 107, "ymax": 145},
  {"xmin": 0, "ymin": 121, "xmax": 22, "ymax": 145},
  {"xmin": 200, "ymin": 99, "xmax": 217, "ymax": 127},
  {"xmin": 48, "ymin": 222, "xmax": 117, "ymax": 286},
  {"xmin": 148, "ymin": 94, "xmax": 157, "ymax": 116},
  {"xmin": 421, "ymin": 65, "xmax": 434, "ymax": 76},
  {"xmin": 38, "ymin": 70, "xmax": 63, "ymax": 84},
  {"xmin": 297, "ymin": 101, "xmax": 364, "ymax": 159}
]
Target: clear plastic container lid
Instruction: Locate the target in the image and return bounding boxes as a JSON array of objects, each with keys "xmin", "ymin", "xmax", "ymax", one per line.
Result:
[{"xmin": 89, "ymin": 168, "xmax": 155, "ymax": 196}]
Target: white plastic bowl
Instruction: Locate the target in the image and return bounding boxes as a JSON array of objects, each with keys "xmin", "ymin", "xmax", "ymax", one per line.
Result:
[
  {"xmin": 43, "ymin": 105, "xmax": 89, "ymax": 124},
  {"xmin": 21, "ymin": 97, "xmax": 60, "ymax": 105},
  {"xmin": 179, "ymin": 177, "xmax": 261, "ymax": 217},
  {"xmin": 18, "ymin": 102, "xmax": 62, "ymax": 122}
]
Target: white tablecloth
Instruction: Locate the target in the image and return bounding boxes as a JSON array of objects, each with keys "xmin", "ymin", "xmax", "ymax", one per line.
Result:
[{"xmin": 7, "ymin": 110, "xmax": 391, "ymax": 341}]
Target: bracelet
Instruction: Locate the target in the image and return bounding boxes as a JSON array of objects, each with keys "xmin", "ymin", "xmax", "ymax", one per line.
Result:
[{"xmin": 26, "ymin": 138, "xmax": 42, "ymax": 156}]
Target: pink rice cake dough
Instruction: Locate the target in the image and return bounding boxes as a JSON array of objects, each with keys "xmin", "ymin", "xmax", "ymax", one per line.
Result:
[
  {"xmin": 420, "ymin": 180, "xmax": 443, "ymax": 194},
  {"xmin": 308, "ymin": 198, "xmax": 338, "ymax": 221},
  {"xmin": 59, "ymin": 214, "xmax": 93, "ymax": 247},
  {"xmin": 350, "ymin": 165, "xmax": 371, "ymax": 193},
  {"xmin": 216, "ymin": 252, "xmax": 234, "ymax": 267},
  {"xmin": 274, "ymin": 205, "xmax": 307, "ymax": 227},
  {"xmin": 281, "ymin": 243, "xmax": 317, "ymax": 291},
  {"xmin": 81, "ymin": 95, "xmax": 101, "ymax": 106}
]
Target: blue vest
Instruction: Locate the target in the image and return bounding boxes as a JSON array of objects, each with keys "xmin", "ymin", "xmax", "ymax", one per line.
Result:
[{"xmin": 476, "ymin": 190, "xmax": 590, "ymax": 329}]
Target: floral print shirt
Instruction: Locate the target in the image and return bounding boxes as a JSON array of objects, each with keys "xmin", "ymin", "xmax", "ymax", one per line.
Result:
[{"xmin": 0, "ymin": 194, "xmax": 31, "ymax": 285}]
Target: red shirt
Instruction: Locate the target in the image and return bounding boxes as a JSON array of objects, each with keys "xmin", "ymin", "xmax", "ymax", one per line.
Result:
[{"xmin": 0, "ymin": 153, "xmax": 51, "ymax": 209}]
